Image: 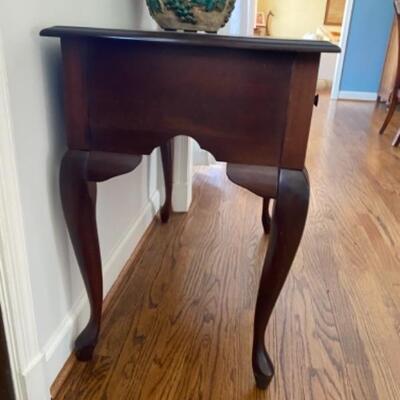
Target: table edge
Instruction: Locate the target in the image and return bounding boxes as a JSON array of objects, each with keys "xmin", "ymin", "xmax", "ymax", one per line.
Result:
[{"xmin": 40, "ymin": 26, "xmax": 341, "ymax": 53}]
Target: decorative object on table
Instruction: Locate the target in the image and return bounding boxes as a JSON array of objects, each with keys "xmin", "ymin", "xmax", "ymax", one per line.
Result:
[
  {"xmin": 146, "ymin": 0, "xmax": 236, "ymax": 32},
  {"xmin": 379, "ymin": 0, "xmax": 400, "ymax": 147}
]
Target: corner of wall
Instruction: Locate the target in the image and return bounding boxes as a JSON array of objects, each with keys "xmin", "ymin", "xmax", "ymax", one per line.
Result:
[
  {"xmin": 24, "ymin": 189, "xmax": 161, "ymax": 394},
  {"xmin": 0, "ymin": 31, "xmax": 49, "ymax": 400}
]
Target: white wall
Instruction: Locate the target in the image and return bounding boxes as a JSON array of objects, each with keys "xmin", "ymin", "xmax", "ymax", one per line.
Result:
[
  {"xmin": 0, "ymin": 0, "xmax": 168, "ymax": 397},
  {"xmin": 221, "ymin": 0, "xmax": 255, "ymax": 36},
  {"xmin": 258, "ymin": 0, "xmax": 328, "ymax": 38}
]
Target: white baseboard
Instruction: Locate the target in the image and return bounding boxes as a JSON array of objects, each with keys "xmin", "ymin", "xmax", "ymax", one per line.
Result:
[
  {"xmin": 193, "ymin": 148, "xmax": 210, "ymax": 166},
  {"xmin": 23, "ymin": 190, "xmax": 161, "ymax": 395},
  {"xmin": 338, "ymin": 91, "xmax": 378, "ymax": 101},
  {"xmin": 21, "ymin": 355, "xmax": 47, "ymax": 400},
  {"xmin": 172, "ymin": 182, "xmax": 192, "ymax": 212},
  {"xmin": 193, "ymin": 148, "xmax": 216, "ymax": 166}
]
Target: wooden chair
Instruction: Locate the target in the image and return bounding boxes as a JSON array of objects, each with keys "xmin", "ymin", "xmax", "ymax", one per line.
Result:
[{"xmin": 379, "ymin": 0, "xmax": 400, "ymax": 147}]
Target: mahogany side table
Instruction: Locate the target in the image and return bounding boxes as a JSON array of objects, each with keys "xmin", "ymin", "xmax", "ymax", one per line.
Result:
[{"xmin": 40, "ymin": 26, "xmax": 339, "ymax": 389}]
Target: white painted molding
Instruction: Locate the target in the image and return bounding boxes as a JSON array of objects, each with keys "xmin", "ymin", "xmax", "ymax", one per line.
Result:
[
  {"xmin": 27, "ymin": 189, "xmax": 161, "ymax": 389},
  {"xmin": 0, "ymin": 32, "xmax": 48, "ymax": 400},
  {"xmin": 246, "ymin": 0, "xmax": 257, "ymax": 35},
  {"xmin": 172, "ymin": 182, "xmax": 192, "ymax": 212},
  {"xmin": 338, "ymin": 91, "xmax": 378, "ymax": 101},
  {"xmin": 331, "ymin": 0, "xmax": 355, "ymax": 99},
  {"xmin": 173, "ymin": 136, "xmax": 193, "ymax": 212},
  {"xmin": 193, "ymin": 148, "xmax": 217, "ymax": 166}
]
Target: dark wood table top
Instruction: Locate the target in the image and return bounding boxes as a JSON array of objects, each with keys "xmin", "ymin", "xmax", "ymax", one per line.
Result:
[{"xmin": 40, "ymin": 26, "xmax": 340, "ymax": 54}]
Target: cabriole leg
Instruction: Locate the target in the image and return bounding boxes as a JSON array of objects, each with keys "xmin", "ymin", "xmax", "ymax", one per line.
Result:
[
  {"xmin": 160, "ymin": 140, "xmax": 174, "ymax": 223},
  {"xmin": 60, "ymin": 150, "xmax": 142, "ymax": 361},
  {"xmin": 262, "ymin": 198, "xmax": 271, "ymax": 234},
  {"xmin": 393, "ymin": 128, "xmax": 400, "ymax": 147},
  {"xmin": 380, "ymin": 90, "xmax": 398, "ymax": 135},
  {"xmin": 253, "ymin": 169, "xmax": 310, "ymax": 389}
]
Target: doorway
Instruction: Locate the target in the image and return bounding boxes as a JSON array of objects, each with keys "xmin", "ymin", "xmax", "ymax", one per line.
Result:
[{"xmin": 253, "ymin": 0, "xmax": 352, "ymax": 97}]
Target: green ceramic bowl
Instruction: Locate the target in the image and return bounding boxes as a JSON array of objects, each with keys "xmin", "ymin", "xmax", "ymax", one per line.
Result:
[{"xmin": 146, "ymin": 0, "xmax": 236, "ymax": 33}]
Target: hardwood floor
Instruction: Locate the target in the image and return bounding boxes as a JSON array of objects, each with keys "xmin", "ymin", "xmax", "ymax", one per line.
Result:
[{"xmin": 54, "ymin": 95, "xmax": 400, "ymax": 400}]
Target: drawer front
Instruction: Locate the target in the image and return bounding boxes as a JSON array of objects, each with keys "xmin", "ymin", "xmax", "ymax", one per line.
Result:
[{"xmin": 85, "ymin": 39, "xmax": 294, "ymax": 166}]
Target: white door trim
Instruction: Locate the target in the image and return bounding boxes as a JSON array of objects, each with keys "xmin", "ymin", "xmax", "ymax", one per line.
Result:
[
  {"xmin": 172, "ymin": 136, "xmax": 193, "ymax": 212},
  {"xmin": 0, "ymin": 32, "xmax": 48, "ymax": 400},
  {"xmin": 246, "ymin": 0, "xmax": 257, "ymax": 35},
  {"xmin": 331, "ymin": 0, "xmax": 355, "ymax": 99}
]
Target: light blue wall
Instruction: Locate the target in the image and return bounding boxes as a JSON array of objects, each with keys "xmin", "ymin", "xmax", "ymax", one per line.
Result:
[{"xmin": 340, "ymin": 0, "xmax": 394, "ymax": 93}]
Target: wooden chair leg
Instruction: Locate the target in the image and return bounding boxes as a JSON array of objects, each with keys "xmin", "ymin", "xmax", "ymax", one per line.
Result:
[
  {"xmin": 393, "ymin": 128, "xmax": 400, "ymax": 147},
  {"xmin": 380, "ymin": 90, "xmax": 398, "ymax": 135},
  {"xmin": 252, "ymin": 169, "xmax": 310, "ymax": 389},
  {"xmin": 60, "ymin": 150, "xmax": 142, "ymax": 361},
  {"xmin": 226, "ymin": 163, "xmax": 278, "ymax": 237},
  {"xmin": 160, "ymin": 140, "xmax": 174, "ymax": 223},
  {"xmin": 262, "ymin": 198, "xmax": 271, "ymax": 234}
]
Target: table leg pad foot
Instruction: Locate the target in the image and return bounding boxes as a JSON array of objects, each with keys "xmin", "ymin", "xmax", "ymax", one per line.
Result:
[
  {"xmin": 253, "ymin": 349, "xmax": 275, "ymax": 390},
  {"xmin": 160, "ymin": 203, "xmax": 171, "ymax": 223}
]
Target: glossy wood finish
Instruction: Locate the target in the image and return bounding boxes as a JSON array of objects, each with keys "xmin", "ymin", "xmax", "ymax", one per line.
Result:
[
  {"xmin": 252, "ymin": 169, "xmax": 309, "ymax": 389},
  {"xmin": 160, "ymin": 140, "xmax": 173, "ymax": 223},
  {"xmin": 281, "ymin": 56, "xmax": 321, "ymax": 168},
  {"xmin": 226, "ymin": 164, "xmax": 278, "ymax": 198},
  {"xmin": 41, "ymin": 26, "xmax": 338, "ymax": 53},
  {"xmin": 262, "ymin": 199, "xmax": 271, "ymax": 234},
  {"xmin": 394, "ymin": 127, "xmax": 400, "ymax": 145},
  {"xmin": 226, "ymin": 164, "xmax": 278, "ymax": 234},
  {"xmin": 78, "ymin": 38, "xmax": 292, "ymax": 165},
  {"xmin": 42, "ymin": 27, "xmax": 338, "ymax": 169},
  {"xmin": 227, "ymin": 165, "xmax": 309, "ymax": 387},
  {"xmin": 53, "ymin": 94, "xmax": 400, "ymax": 399},
  {"xmin": 379, "ymin": 1, "xmax": 400, "ymax": 147},
  {"xmin": 60, "ymin": 151, "xmax": 142, "ymax": 360},
  {"xmin": 41, "ymin": 26, "xmax": 337, "ymax": 389}
]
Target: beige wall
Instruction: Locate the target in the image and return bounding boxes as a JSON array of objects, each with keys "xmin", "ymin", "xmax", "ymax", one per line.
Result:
[{"xmin": 258, "ymin": 0, "xmax": 328, "ymax": 38}]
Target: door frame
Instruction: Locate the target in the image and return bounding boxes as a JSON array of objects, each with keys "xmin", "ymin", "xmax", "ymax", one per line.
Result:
[
  {"xmin": 0, "ymin": 31, "xmax": 48, "ymax": 400},
  {"xmin": 331, "ymin": 0, "xmax": 355, "ymax": 99},
  {"xmin": 246, "ymin": 0, "xmax": 257, "ymax": 35}
]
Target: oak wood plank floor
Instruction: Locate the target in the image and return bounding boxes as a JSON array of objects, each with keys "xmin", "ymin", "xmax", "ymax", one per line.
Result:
[{"xmin": 55, "ymin": 96, "xmax": 400, "ymax": 400}]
